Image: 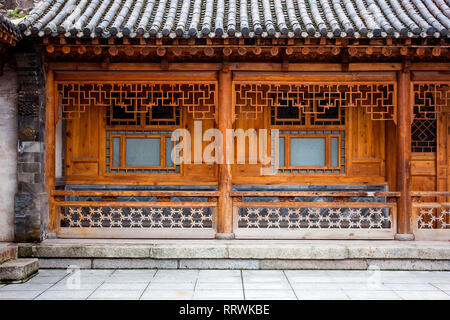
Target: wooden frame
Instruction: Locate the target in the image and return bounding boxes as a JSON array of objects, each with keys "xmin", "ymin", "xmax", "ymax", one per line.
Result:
[
  {"xmin": 232, "ymin": 191, "xmax": 398, "ymax": 239},
  {"xmin": 411, "ymin": 191, "xmax": 450, "ymax": 241},
  {"xmin": 275, "ymin": 132, "xmax": 344, "ymax": 173},
  {"xmin": 52, "ymin": 190, "xmax": 218, "ymax": 239},
  {"xmin": 43, "ymin": 61, "xmax": 449, "ymax": 240}
]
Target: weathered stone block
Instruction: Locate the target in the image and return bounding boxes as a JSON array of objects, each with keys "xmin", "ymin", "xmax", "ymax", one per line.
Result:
[
  {"xmin": 14, "ymin": 192, "xmax": 46, "ymax": 242},
  {"xmin": 0, "ymin": 244, "xmax": 17, "ymax": 263},
  {"xmin": 23, "ymin": 245, "xmax": 152, "ymax": 258},
  {"xmin": 367, "ymin": 259, "xmax": 450, "ymax": 271},
  {"xmin": 38, "ymin": 258, "xmax": 92, "ymax": 269},
  {"xmin": 227, "ymin": 244, "xmax": 347, "ymax": 259},
  {"xmin": 0, "ymin": 258, "xmax": 38, "ymax": 282},
  {"xmin": 179, "ymin": 259, "xmax": 260, "ymax": 269},
  {"xmin": 347, "ymin": 246, "xmax": 420, "ymax": 259},
  {"xmin": 92, "ymin": 258, "xmax": 178, "ymax": 269},
  {"xmin": 151, "ymin": 245, "xmax": 228, "ymax": 259},
  {"xmin": 259, "ymin": 259, "xmax": 368, "ymax": 270}
]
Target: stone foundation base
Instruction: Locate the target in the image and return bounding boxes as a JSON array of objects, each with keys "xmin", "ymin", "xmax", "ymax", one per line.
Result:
[
  {"xmin": 36, "ymin": 257, "xmax": 450, "ymax": 270},
  {"xmin": 18, "ymin": 239, "xmax": 450, "ymax": 270}
]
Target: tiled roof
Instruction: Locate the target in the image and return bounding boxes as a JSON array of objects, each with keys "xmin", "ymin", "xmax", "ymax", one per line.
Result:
[
  {"xmin": 19, "ymin": 0, "xmax": 450, "ymax": 38},
  {"xmin": 0, "ymin": 14, "xmax": 21, "ymax": 40}
]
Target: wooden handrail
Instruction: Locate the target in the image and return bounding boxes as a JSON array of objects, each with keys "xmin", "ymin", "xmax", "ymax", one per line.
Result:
[
  {"xmin": 231, "ymin": 191, "xmax": 400, "ymax": 197},
  {"xmin": 410, "ymin": 191, "xmax": 450, "ymax": 197},
  {"xmin": 51, "ymin": 190, "xmax": 220, "ymax": 197},
  {"xmin": 53, "ymin": 201, "xmax": 216, "ymax": 207}
]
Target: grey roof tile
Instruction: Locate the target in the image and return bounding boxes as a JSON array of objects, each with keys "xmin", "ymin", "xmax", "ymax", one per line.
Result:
[
  {"xmin": 19, "ymin": 0, "xmax": 450, "ymax": 38},
  {"xmin": 0, "ymin": 14, "xmax": 21, "ymax": 40}
]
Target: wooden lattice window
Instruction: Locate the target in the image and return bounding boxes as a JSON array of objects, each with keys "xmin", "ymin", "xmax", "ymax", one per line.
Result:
[
  {"xmin": 273, "ymin": 130, "xmax": 345, "ymax": 174},
  {"xmin": 269, "ymin": 92, "xmax": 345, "ymax": 175},
  {"xmin": 411, "ymin": 83, "xmax": 450, "ymax": 153},
  {"xmin": 106, "ymin": 130, "xmax": 179, "ymax": 174}
]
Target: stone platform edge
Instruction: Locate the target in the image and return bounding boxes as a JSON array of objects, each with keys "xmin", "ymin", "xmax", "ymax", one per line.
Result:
[{"xmin": 17, "ymin": 242, "xmax": 450, "ymax": 270}]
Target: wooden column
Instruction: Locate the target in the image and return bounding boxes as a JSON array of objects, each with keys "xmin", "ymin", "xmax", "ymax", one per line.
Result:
[
  {"xmin": 216, "ymin": 68, "xmax": 234, "ymax": 239},
  {"xmin": 45, "ymin": 69, "xmax": 56, "ymax": 232},
  {"xmin": 395, "ymin": 70, "xmax": 414, "ymax": 240}
]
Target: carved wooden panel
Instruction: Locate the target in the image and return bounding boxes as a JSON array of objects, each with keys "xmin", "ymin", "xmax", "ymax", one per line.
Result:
[
  {"xmin": 234, "ymin": 82, "xmax": 396, "ymax": 121},
  {"xmin": 57, "ymin": 82, "xmax": 217, "ymax": 121}
]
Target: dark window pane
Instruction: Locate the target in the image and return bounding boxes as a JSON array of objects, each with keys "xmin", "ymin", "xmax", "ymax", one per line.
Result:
[
  {"xmin": 290, "ymin": 138, "xmax": 326, "ymax": 167},
  {"xmin": 125, "ymin": 138, "xmax": 161, "ymax": 167}
]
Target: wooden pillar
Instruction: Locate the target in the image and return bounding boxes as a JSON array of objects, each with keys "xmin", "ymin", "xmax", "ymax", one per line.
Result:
[
  {"xmin": 395, "ymin": 70, "xmax": 414, "ymax": 240},
  {"xmin": 45, "ymin": 69, "xmax": 56, "ymax": 232},
  {"xmin": 216, "ymin": 68, "xmax": 234, "ymax": 239}
]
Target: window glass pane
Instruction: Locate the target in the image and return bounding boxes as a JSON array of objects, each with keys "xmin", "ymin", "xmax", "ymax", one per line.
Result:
[
  {"xmin": 166, "ymin": 137, "xmax": 174, "ymax": 167},
  {"xmin": 112, "ymin": 137, "xmax": 121, "ymax": 167},
  {"xmin": 126, "ymin": 138, "xmax": 161, "ymax": 167},
  {"xmin": 331, "ymin": 137, "xmax": 339, "ymax": 167},
  {"xmin": 290, "ymin": 137, "xmax": 325, "ymax": 166},
  {"xmin": 278, "ymin": 137, "xmax": 285, "ymax": 167}
]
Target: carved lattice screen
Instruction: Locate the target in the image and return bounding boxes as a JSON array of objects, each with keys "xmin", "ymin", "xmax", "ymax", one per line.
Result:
[
  {"xmin": 56, "ymin": 82, "xmax": 217, "ymax": 121},
  {"xmin": 412, "ymin": 82, "xmax": 450, "ymax": 153},
  {"xmin": 234, "ymin": 82, "xmax": 396, "ymax": 121}
]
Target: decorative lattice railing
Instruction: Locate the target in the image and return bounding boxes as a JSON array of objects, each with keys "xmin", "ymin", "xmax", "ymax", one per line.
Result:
[
  {"xmin": 232, "ymin": 191, "xmax": 399, "ymax": 239},
  {"xmin": 411, "ymin": 191, "xmax": 450, "ymax": 241},
  {"xmin": 52, "ymin": 190, "xmax": 218, "ymax": 238}
]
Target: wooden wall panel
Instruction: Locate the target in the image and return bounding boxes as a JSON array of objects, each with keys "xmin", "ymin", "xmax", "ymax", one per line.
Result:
[
  {"xmin": 411, "ymin": 153, "xmax": 436, "ymax": 192},
  {"xmin": 65, "ymin": 105, "xmax": 101, "ymax": 177},
  {"xmin": 348, "ymin": 105, "xmax": 385, "ymax": 177}
]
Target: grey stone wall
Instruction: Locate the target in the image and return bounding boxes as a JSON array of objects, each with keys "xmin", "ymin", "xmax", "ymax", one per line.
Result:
[
  {"xmin": 0, "ymin": 63, "xmax": 18, "ymax": 241},
  {"xmin": 14, "ymin": 48, "xmax": 47, "ymax": 242}
]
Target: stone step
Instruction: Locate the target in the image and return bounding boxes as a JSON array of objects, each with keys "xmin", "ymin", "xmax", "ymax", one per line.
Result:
[
  {"xmin": 0, "ymin": 243, "xmax": 17, "ymax": 263},
  {"xmin": 16, "ymin": 240, "xmax": 450, "ymax": 271},
  {"xmin": 0, "ymin": 258, "xmax": 39, "ymax": 283}
]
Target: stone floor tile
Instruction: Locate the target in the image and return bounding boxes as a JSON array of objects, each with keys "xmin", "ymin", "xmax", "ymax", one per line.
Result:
[
  {"xmin": 97, "ymin": 282, "xmax": 149, "ymax": 290},
  {"xmin": 331, "ymin": 276, "xmax": 375, "ymax": 283},
  {"xmin": 244, "ymin": 290, "xmax": 297, "ymax": 300},
  {"xmin": 37, "ymin": 269, "xmax": 69, "ymax": 277},
  {"xmin": 48, "ymin": 282, "xmax": 103, "ymax": 291},
  {"xmin": 339, "ymin": 283, "xmax": 390, "ymax": 290},
  {"xmin": 193, "ymin": 290, "xmax": 244, "ymax": 300},
  {"xmin": 147, "ymin": 282, "xmax": 196, "ymax": 290},
  {"xmin": 394, "ymin": 290, "xmax": 450, "ymax": 300},
  {"xmin": 152, "ymin": 270, "xmax": 199, "ymax": 282},
  {"xmin": 197, "ymin": 275, "xmax": 242, "ymax": 283},
  {"xmin": 88, "ymin": 290, "xmax": 143, "ymax": 300},
  {"xmin": 35, "ymin": 290, "xmax": 93, "ymax": 300},
  {"xmin": 0, "ymin": 283, "xmax": 53, "ymax": 291},
  {"xmin": 112, "ymin": 270, "xmax": 157, "ymax": 277},
  {"xmin": 26, "ymin": 276, "xmax": 66, "ymax": 284},
  {"xmin": 326, "ymin": 270, "xmax": 373, "ymax": 277},
  {"xmin": 344, "ymin": 290, "xmax": 402, "ymax": 300},
  {"xmin": 285, "ymin": 270, "xmax": 331, "ymax": 277},
  {"xmin": 244, "ymin": 282, "xmax": 292, "ymax": 290},
  {"xmin": 295, "ymin": 289, "xmax": 349, "ymax": 300},
  {"xmin": 195, "ymin": 282, "xmax": 243, "ymax": 290},
  {"xmin": 198, "ymin": 270, "xmax": 241, "ymax": 278},
  {"xmin": 291, "ymin": 282, "xmax": 341, "ymax": 291},
  {"xmin": 0, "ymin": 290, "xmax": 43, "ymax": 300},
  {"xmin": 242, "ymin": 270, "xmax": 287, "ymax": 283},
  {"xmin": 79, "ymin": 270, "xmax": 115, "ymax": 277},
  {"xmin": 385, "ymin": 283, "xmax": 439, "ymax": 291},
  {"xmin": 141, "ymin": 289, "xmax": 194, "ymax": 300},
  {"xmin": 286, "ymin": 276, "xmax": 336, "ymax": 283},
  {"xmin": 103, "ymin": 276, "xmax": 152, "ymax": 283},
  {"xmin": 155, "ymin": 270, "xmax": 199, "ymax": 277},
  {"xmin": 431, "ymin": 283, "xmax": 450, "ymax": 290}
]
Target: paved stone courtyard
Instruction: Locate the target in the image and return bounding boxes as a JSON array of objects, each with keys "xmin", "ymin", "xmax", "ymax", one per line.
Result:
[{"xmin": 0, "ymin": 269, "xmax": 450, "ymax": 300}]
